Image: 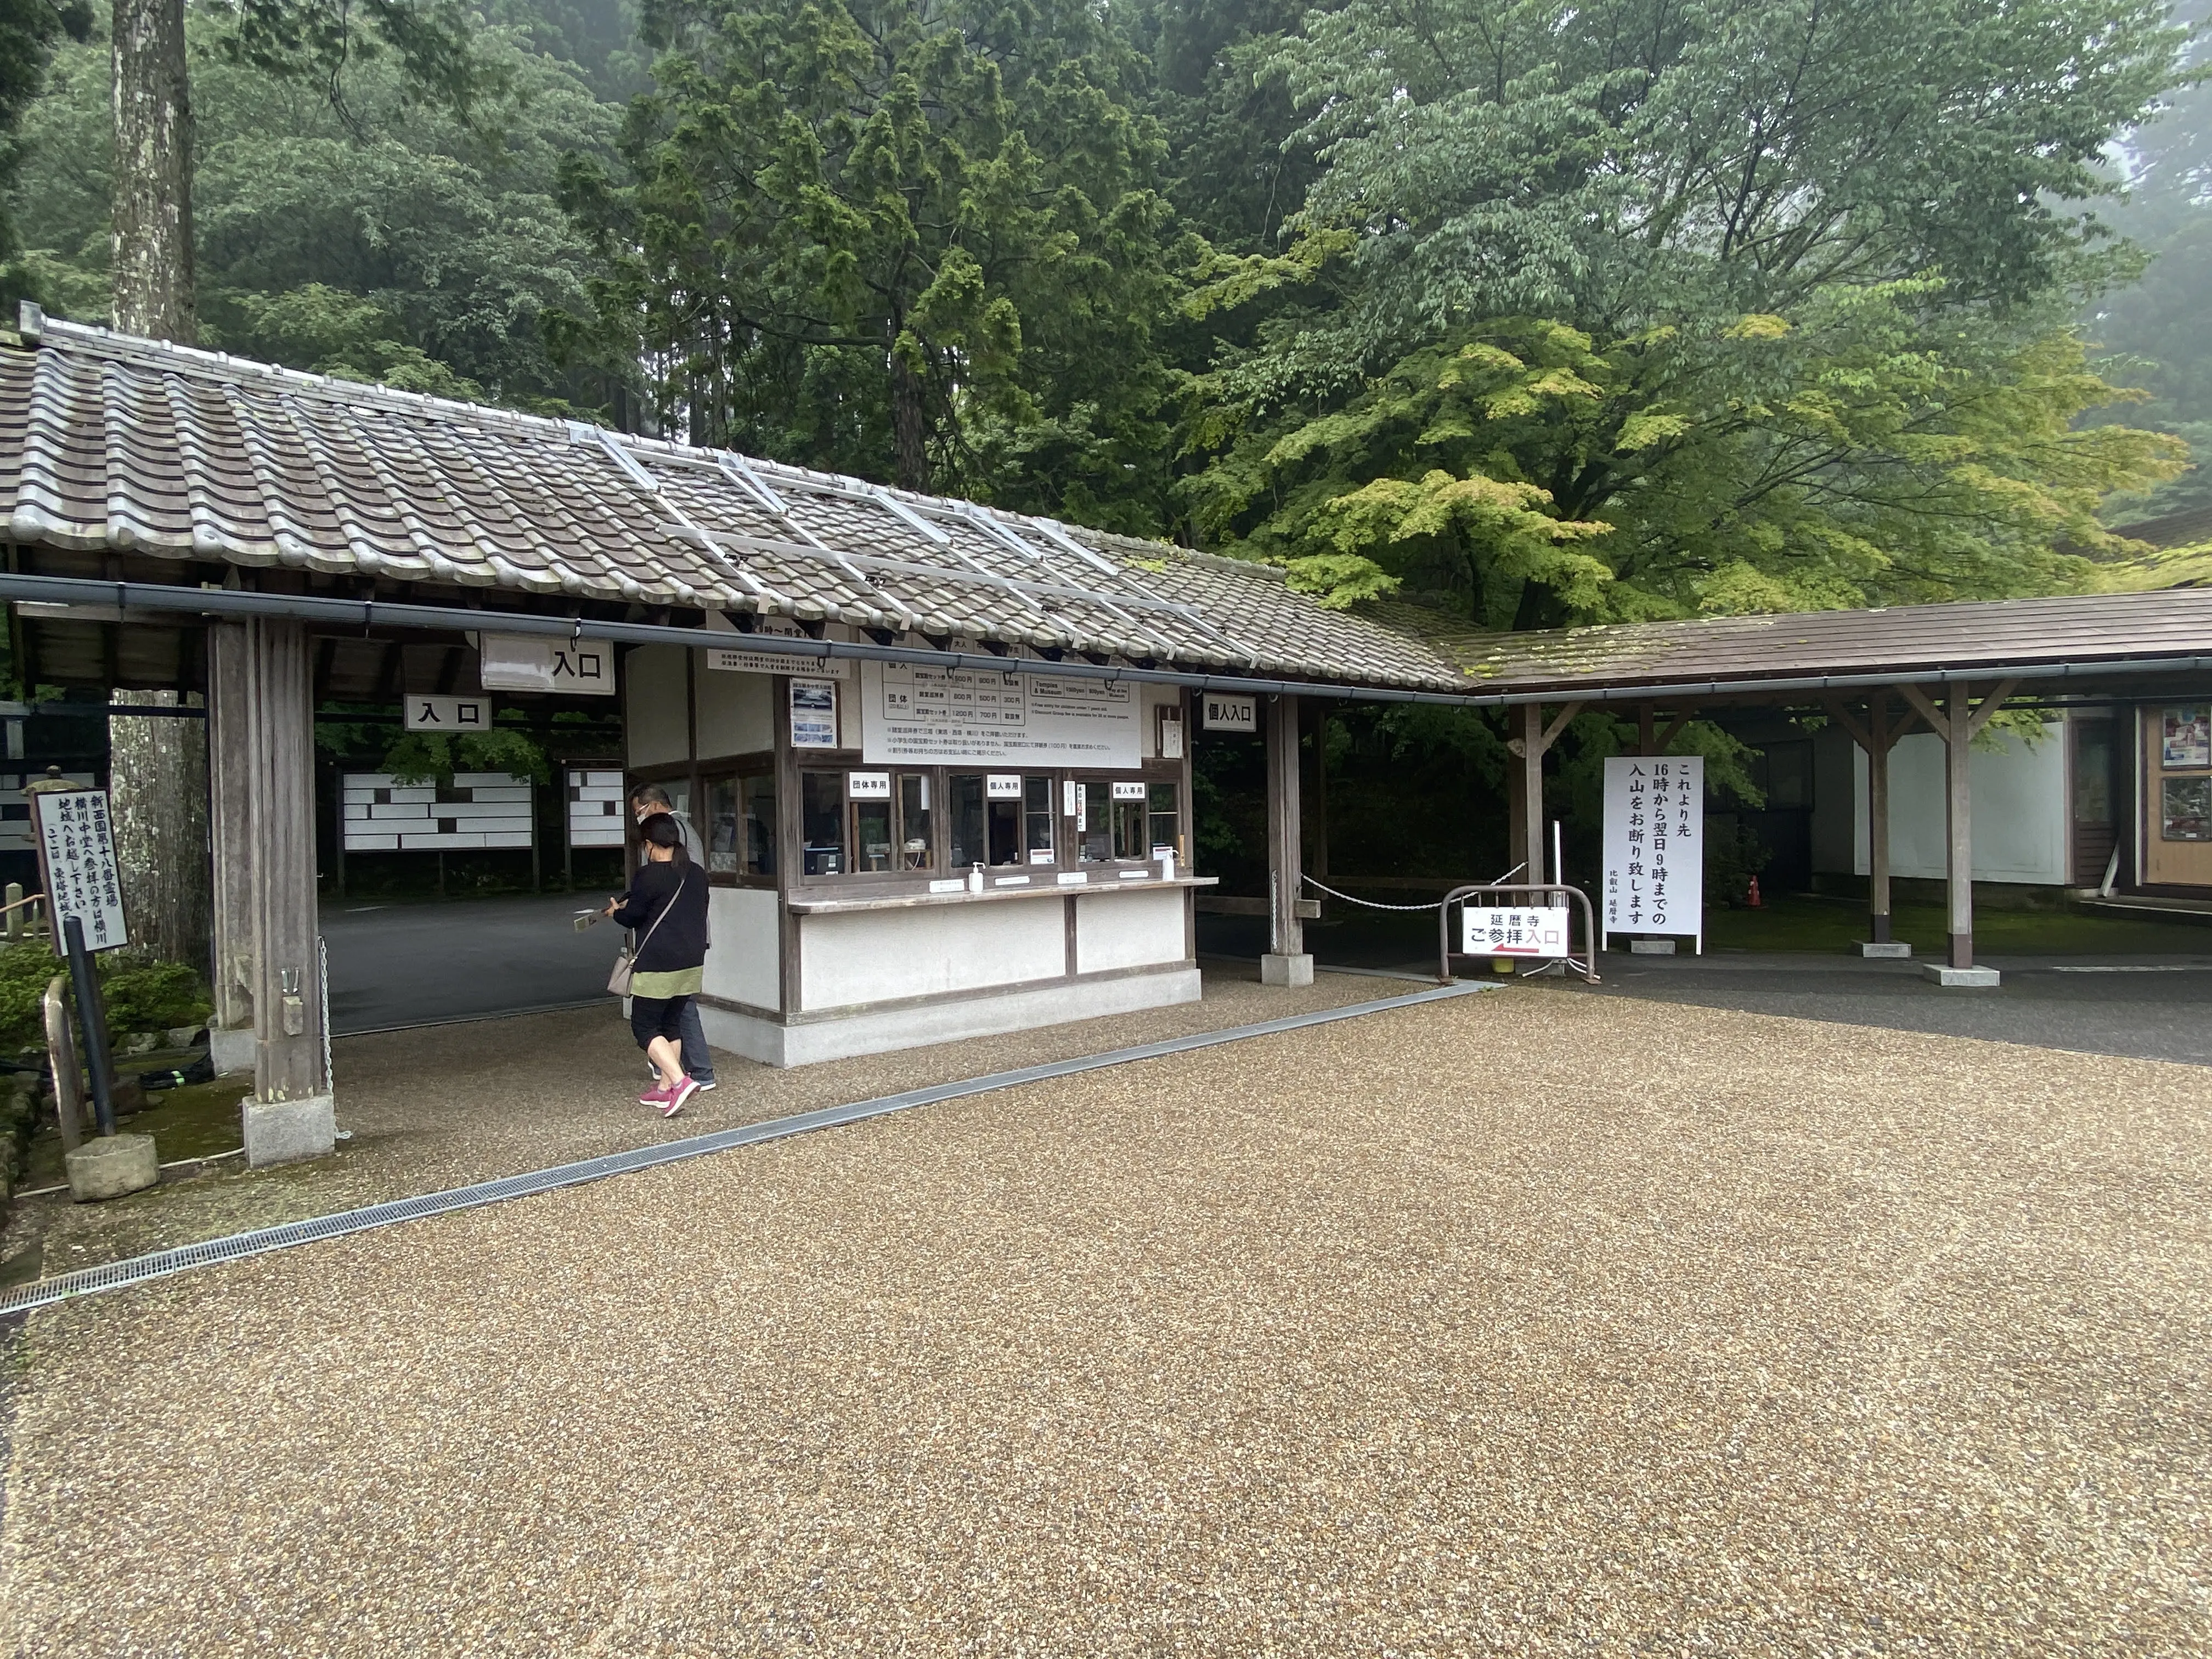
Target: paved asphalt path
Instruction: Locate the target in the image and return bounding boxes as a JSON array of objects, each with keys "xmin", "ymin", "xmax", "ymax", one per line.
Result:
[
  {"xmin": 1198, "ymin": 914, "xmax": 2212, "ymax": 1065},
  {"xmin": 321, "ymin": 891, "xmax": 616, "ymax": 1034}
]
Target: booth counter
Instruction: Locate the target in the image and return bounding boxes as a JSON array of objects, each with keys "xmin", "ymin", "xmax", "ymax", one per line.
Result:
[{"xmin": 623, "ymin": 640, "xmax": 1210, "ymax": 1066}]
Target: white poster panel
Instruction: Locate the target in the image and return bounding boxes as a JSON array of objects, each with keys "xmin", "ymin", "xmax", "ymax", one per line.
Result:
[
  {"xmin": 1463, "ymin": 905, "xmax": 1567, "ymax": 957},
  {"xmin": 343, "ymin": 772, "xmax": 535, "ymax": 852},
  {"xmin": 705, "ymin": 646, "xmax": 852, "ymax": 680},
  {"xmin": 32, "ymin": 788, "xmax": 128, "ymax": 951},
  {"xmin": 859, "ymin": 660, "xmax": 1140, "ymax": 767},
  {"xmin": 790, "ymin": 680, "xmax": 839, "ymax": 748},
  {"xmin": 567, "ymin": 767, "xmax": 627, "ymax": 848},
  {"xmin": 1601, "ymin": 755, "xmax": 1703, "ymax": 950}
]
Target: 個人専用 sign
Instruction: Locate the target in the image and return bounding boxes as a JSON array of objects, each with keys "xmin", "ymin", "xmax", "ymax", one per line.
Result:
[
  {"xmin": 1463, "ymin": 905, "xmax": 1567, "ymax": 957},
  {"xmin": 32, "ymin": 788, "xmax": 128, "ymax": 952},
  {"xmin": 1601, "ymin": 755, "xmax": 1704, "ymax": 951}
]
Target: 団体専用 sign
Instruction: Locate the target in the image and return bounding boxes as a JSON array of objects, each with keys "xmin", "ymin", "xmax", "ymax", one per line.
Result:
[
  {"xmin": 1200, "ymin": 693, "xmax": 1257, "ymax": 733},
  {"xmin": 790, "ymin": 679, "xmax": 839, "ymax": 748},
  {"xmin": 32, "ymin": 788, "xmax": 128, "ymax": 952},
  {"xmin": 1463, "ymin": 905, "xmax": 1566, "ymax": 957},
  {"xmin": 847, "ymin": 771, "xmax": 890, "ymax": 800},
  {"xmin": 1601, "ymin": 755, "xmax": 1704, "ymax": 951},
  {"xmin": 403, "ymin": 695, "xmax": 491, "ymax": 732}
]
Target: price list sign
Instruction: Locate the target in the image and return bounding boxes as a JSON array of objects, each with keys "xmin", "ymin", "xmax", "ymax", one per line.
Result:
[
  {"xmin": 1601, "ymin": 755, "xmax": 1703, "ymax": 952},
  {"xmin": 33, "ymin": 787, "xmax": 129, "ymax": 952}
]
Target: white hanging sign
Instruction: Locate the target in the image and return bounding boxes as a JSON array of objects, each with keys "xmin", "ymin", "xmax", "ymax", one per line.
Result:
[
  {"xmin": 404, "ymin": 695, "xmax": 492, "ymax": 732},
  {"xmin": 1601, "ymin": 755, "xmax": 1703, "ymax": 951},
  {"xmin": 478, "ymin": 633, "xmax": 615, "ymax": 696},
  {"xmin": 1200, "ymin": 693, "xmax": 1257, "ymax": 733},
  {"xmin": 705, "ymin": 646, "xmax": 851, "ymax": 680},
  {"xmin": 32, "ymin": 788, "xmax": 128, "ymax": 952}
]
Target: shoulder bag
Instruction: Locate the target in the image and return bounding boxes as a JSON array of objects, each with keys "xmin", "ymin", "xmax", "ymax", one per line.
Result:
[{"xmin": 607, "ymin": 868, "xmax": 687, "ymax": 997}]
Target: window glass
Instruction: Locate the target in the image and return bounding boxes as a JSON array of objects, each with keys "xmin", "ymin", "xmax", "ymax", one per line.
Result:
[
  {"xmin": 1078, "ymin": 780, "xmax": 1114, "ymax": 862},
  {"xmin": 949, "ymin": 775, "xmax": 986, "ymax": 870},
  {"xmin": 1024, "ymin": 776, "xmax": 1056, "ymax": 863},
  {"xmin": 741, "ymin": 774, "xmax": 777, "ymax": 875},
  {"xmin": 951, "ymin": 775, "xmax": 1031, "ymax": 865},
  {"xmin": 1147, "ymin": 781, "xmax": 1180, "ymax": 859},
  {"xmin": 853, "ymin": 791, "xmax": 895, "ymax": 871},
  {"xmin": 898, "ymin": 774, "xmax": 932, "ymax": 869},
  {"xmin": 705, "ymin": 776, "xmax": 740, "ymax": 873},
  {"xmin": 1113, "ymin": 795, "xmax": 1147, "ymax": 860},
  {"xmin": 800, "ymin": 772, "xmax": 845, "ymax": 876}
]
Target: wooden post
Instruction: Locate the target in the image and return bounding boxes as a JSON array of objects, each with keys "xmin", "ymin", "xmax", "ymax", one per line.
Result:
[
  {"xmin": 1303, "ymin": 701, "xmax": 1329, "ymax": 924},
  {"xmin": 1898, "ymin": 679, "xmax": 2016, "ymax": 984},
  {"xmin": 206, "ymin": 621, "xmax": 257, "ymax": 1071},
  {"xmin": 1866, "ymin": 697, "xmax": 1892, "ymax": 943},
  {"xmin": 1520, "ymin": 703, "xmax": 1544, "ymax": 881},
  {"xmin": 1262, "ymin": 692, "xmax": 1309, "ymax": 984},
  {"xmin": 230, "ymin": 618, "xmax": 335, "ymax": 1163}
]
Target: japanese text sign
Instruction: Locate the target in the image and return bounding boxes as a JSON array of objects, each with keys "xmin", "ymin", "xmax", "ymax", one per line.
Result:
[
  {"xmin": 1463, "ymin": 905, "xmax": 1567, "ymax": 957},
  {"xmin": 33, "ymin": 788, "xmax": 128, "ymax": 953},
  {"xmin": 1601, "ymin": 755, "xmax": 1704, "ymax": 950}
]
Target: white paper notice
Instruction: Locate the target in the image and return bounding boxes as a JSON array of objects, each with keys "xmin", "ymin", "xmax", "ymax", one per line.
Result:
[
  {"xmin": 859, "ymin": 660, "xmax": 1140, "ymax": 767},
  {"xmin": 1601, "ymin": 755, "xmax": 1703, "ymax": 949},
  {"xmin": 1462, "ymin": 905, "xmax": 1567, "ymax": 957},
  {"xmin": 33, "ymin": 788, "xmax": 128, "ymax": 952}
]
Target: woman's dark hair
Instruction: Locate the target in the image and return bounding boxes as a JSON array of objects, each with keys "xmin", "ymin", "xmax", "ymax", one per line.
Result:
[{"xmin": 640, "ymin": 812, "xmax": 689, "ymax": 866}]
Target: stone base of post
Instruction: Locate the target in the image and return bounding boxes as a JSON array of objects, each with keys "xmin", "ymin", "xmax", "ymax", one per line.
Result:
[
  {"xmin": 1260, "ymin": 953, "xmax": 1313, "ymax": 988},
  {"xmin": 245, "ymin": 1093, "xmax": 335, "ymax": 1167},
  {"xmin": 208, "ymin": 1024, "xmax": 256, "ymax": 1077},
  {"xmin": 66, "ymin": 1133, "xmax": 159, "ymax": 1201},
  {"xmin": 1921, "ymin": 964, "xmax": 2000, "ymax": 987},
  {"xmin": 1855, "ymin": 941, "xmax": 1912, "ymax": 958}
]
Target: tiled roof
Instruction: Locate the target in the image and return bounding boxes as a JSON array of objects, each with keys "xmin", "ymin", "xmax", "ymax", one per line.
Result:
[
  {"xmin": 1427, "ymin": 590, "xmax": 2212, "ymax": 692},
  {"xmin": 0, "ymin": 315, "xmax": 1466, "ymax": 691}
]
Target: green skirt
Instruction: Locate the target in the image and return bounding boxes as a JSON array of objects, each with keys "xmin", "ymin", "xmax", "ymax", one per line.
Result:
[{"xmin": 630, "ymin": 966, "xmax": 703, "ymax": 999}]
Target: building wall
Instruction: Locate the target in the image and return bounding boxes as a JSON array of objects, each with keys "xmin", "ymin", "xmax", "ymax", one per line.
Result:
[
  {"xmin": 799, "ymin": 899, "xmax": 1066, "ymax": 1009},
  {"xmin": 703, "ymin": 887, "xmax": 780, "ymax": 1012},
  {"xmin": 1074, "ymin": 886, "xmax": 1187, "ymax": 973},
  {"xmin": 1832, "ymin": 723, "xmax": 2069, "ymax": 884},
  {"xmin": 624, "ymin": 645, "xmax": 690, "ymax": 768},
  {"xmin": 693, "ymin": 661, "xmax": 774, "ymax": 758}
]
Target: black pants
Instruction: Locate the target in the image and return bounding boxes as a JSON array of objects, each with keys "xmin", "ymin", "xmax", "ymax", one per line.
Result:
[{"xmin": 631, "ymin": 993, "xmax": 693, "ymax": 1053}]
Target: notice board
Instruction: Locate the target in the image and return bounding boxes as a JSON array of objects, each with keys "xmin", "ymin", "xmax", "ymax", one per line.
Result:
[
  {"xmin": 32, "ymin": 787, "xmax": 128, "ymax": 952},
  {"xmin": 859, "ymin": 660, "xmax": 1141, "ymax": 768},
  {"xmin": 1601, "ymin": 755, "xmax": 1703, "ymax": 951}
]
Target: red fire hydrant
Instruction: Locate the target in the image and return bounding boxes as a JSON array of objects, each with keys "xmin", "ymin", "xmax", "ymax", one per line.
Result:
[{"xmin": 1747, "ymin": 875, "xmax": 1764, "ymax": 909}]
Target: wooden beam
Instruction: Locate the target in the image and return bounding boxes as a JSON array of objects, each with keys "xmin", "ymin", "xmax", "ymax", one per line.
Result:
[
  {"xmin": 1943, "ymin": 684, "xmax": 1976, "ymax": 968},
  {"xmin": 1867, "ymin": 695, "xmax": 1893, "ymax": 942},
  {"xmin": 1820, "ymin": 695, "xmax": 1875, "ymax": 753},
  {"xmin": 242, "ymin": 618, "xmax": 328, "ymax": 1101},
  {"xmin": 1654, "ymin": 707, "xmax": 1697, "ymax": 753},
  {"xmin": 1266, "ymin": 692, "xmax": 1305, "ymax": 960},
  {"xmin": 1637, "ymin": 703, "xmax": 1656, "ymax": 757},
  {"xmin": 1897, "ymin": 681, "xmax": 1949, "ymax": 740},
  {"xmin": 1963, "ymin": 678, "xmax": 2021, "ymax": 741},
  {"xmin": 1537, "ymin": 699, "xmax": 1583, "ymax": 756},
  {"xmin": 206, "ymin": 622, "xmax": 256, "ymax": 1038}
]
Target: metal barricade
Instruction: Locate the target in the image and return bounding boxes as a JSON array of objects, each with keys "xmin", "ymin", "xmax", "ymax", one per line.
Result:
[{"xmin": 1438, "ymin": 882, "xmax": 1600, "ymax": 985}]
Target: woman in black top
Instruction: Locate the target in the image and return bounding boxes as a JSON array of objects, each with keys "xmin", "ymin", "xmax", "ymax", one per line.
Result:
[{"xmin": 604, "ymin": 813, "xmax": 711, "ymax": 1115}]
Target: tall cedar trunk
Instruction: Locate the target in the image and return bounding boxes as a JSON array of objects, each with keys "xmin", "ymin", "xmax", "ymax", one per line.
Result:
[
  {"xmin": 108, "ymin": 691, "xmax": 211, "ymax": 969},
  {"xmin": 890, "ymin": 350, "xmax": 929, "ymax": 492},
  {"xmin": 111, "ymin": 0, "xmax": 194, "ymax": 340},
  {"xmin": 109, "ymin": 0, "xmax": 211, "ymax": 972}
]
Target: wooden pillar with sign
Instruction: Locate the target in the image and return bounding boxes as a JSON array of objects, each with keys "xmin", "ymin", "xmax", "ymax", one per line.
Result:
[
  {"xmin": 206, "ymin": 620, "xmax": 258, "ymax": 1075},
  {"xmin": 1820, "ymin": 692, "xmax": 1913, "ymax": 957},
  {"xmin": 1262, "ymin": 692, "xmax": 1311, "ymax": 986},
  {"xmin": 223, "ymin": 617, "xmax": 335, "ymax": 1164}
]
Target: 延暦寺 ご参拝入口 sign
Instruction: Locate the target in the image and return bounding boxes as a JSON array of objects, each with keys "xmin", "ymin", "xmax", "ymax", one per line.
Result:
[
  {"xmin": 1601, "ymin": 755, "xmax": 1703, "ymax": 953},
  {"xmin": 32, "ymin": 787, "xmax": 128, "ymax": 952}
]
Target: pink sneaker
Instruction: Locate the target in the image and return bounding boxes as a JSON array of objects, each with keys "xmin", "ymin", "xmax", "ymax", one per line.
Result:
[
  {"xmin": 640, "ymin": 1082, "xmax": 675, "ymax": 1107},
  {"xmin": 661, "ymin": 1076, "xmax": 698, "ymax": 1118}
]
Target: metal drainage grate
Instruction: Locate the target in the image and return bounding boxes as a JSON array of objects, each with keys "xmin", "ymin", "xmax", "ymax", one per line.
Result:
[{"xmin": 2, "ymin": 981, "xmax": 1486, "ymax": 1316}]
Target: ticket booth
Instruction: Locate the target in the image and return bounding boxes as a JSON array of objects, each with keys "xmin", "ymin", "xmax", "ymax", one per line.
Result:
[{"xmin": 623, "ymin": 640, "xmax": 1207, "ymax": 1065}]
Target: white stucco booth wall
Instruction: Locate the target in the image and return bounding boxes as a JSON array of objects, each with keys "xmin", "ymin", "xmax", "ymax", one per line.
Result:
[{"xmin": 1851, "ymin": 725, "xmax": 2067, "ymax": 884}]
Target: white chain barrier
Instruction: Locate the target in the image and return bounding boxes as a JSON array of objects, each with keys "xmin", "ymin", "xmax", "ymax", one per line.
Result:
[{"xmin": 1300, "ymin": 865, "xmax": 1527, "ymax": 913}]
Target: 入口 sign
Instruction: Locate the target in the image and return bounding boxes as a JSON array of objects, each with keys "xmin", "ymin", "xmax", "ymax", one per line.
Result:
[
  {"xmin": 1463, "ymin": 905, "xmax": 1566, "ymax": 957},
  {"xmin": 404, "ymin": 695, "xmax": 492, "ymax": 732},
  {"xmin": 33, "ymin": 788, "xmax": 127, "ymax": 952},
  {"xmin": 478, "ymin": 633, "xmax": 614, "ymax": 695},
  {"xmin": 1200, "ymin": 693, "xmax": 1257, "ymax": 733}
]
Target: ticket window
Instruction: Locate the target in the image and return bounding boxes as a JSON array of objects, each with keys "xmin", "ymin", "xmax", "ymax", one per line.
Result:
[
  {"xmin": 897, "ymin": 774, "xmax": 933, "ymax": 870},
  {"xmin": 1077, "ymin": 779, "xmax": 1150, "ymax": 862},
  {"xmin": 704, "ymin": 771, "xmax": 776, "ymax": 877},
  {"xmin": 950, "ymin": 774, "xmax": 1051, "ymax": 867},
  {"xmin": 800, "ymin": 772, "xmax": 845, "ymax": 877},
  {"xmin": 850, "ymin": 775, "xmax": 896, "ymax": 873},
  {"xmin": 1147, "ymin": 781, "xmax": 1181, "ymax": 860}
]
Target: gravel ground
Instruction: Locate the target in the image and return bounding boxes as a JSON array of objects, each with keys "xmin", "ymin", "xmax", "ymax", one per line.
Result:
[
  {"xmin": 6, "ymin": 965, "xmax": 1396, "ymax": 1274},
  {"xmin": 2, "ymin": 989, "xmax": 2207, "ymax": 1656}
]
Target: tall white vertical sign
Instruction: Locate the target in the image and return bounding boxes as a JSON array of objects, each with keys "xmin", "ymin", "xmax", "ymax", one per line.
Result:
[{"xmin": 1601, "ymin": 755, "xmax": 1703, "ymax": 952}]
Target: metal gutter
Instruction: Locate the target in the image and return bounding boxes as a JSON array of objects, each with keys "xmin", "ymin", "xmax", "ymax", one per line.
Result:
[{"xmin": 6, "ymin": 573, "xmax": 2212, "ymax": 710}]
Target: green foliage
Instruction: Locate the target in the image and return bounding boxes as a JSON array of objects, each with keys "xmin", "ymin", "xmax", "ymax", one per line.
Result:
[
  {"xmin": 558, "ymin": 0, "xmax": 1184, "ymax": 522},
  {"xmin": 9, "ymin": 14, "xmax": 619, "ymax": 410},
  {"xmin": 380, "ymin": 727, "xmax": 551, "ymax": 785},
  {"xmin": 0, "ymin": 944, "xmax": 211, "ymax": 1053}
]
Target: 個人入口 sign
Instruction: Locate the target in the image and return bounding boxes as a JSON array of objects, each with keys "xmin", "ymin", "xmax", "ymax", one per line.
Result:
[{"xmin": 32, "ymin": 787, "xmax": 128, "ymax": 952}]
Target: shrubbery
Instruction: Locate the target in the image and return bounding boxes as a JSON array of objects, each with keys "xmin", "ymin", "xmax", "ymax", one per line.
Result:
[{"xmin": 0, "ymin": 943, "xmax": 212, "ymax": 1053}]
